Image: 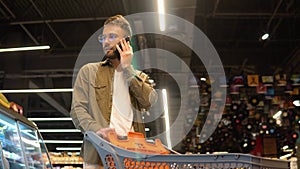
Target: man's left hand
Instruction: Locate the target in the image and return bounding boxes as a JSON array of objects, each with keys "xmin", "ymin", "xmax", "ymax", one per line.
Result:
[{"xmin": 116, "ymin": 38, "xmax": 133, "ymax": 68}]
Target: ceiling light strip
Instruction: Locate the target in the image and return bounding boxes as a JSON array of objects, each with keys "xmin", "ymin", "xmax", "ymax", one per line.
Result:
[
  {"xmin": 39, "ymin": 129, "xmax": 81, "ymax": 133},
  {"xmin": 0, "ymin": 45, "xmax": 50, "ymax": 52},
  {"xmin": 293, "ymin": 100, "xmax": 300, "ymax": 107},
  {"xmin": 157, "ymin": 0, "xmax": 166, "ymax": 31},
  {"xmin": 43, "ymin": 140, "xmax": 83, "ymax": 144},
  {"xmin": 56, "ymin": 147, "xmax": 81, "ymax": 151},
  {"xmin": 0, "ymin": 88, "xmax": 73, "ymax": 93},
  {"xmin": 67, "ymin": 152, "xmax": 80, "ymax": 155},
  {"xmin": 28, "ymin": 117, "xmax": 72, "ymax": 121}
]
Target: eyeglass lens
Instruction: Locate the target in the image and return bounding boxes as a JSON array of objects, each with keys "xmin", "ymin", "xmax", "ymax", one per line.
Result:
[{"xmin": 98, "ymin": 33, "xmax": 118, "ymax": 43}]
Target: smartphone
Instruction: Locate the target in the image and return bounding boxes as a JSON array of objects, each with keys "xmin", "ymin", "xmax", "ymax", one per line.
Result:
[{"xmin": 113, "ymin": 36, "xmax": 131, "ymax": 60}]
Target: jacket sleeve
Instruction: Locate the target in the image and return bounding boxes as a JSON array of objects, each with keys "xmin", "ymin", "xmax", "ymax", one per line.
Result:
[
  {"xmin": 70, "ymin": 65, "xmax": 102, "ymax": 133},
  {"xmin": 123, "ymin": 65, "xmax": 158, "ymax": 110}
]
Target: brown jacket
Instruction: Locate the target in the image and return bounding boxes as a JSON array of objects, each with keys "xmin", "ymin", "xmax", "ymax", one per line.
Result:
[{"xmin": 70, "ymin": 62, "xmax": 157, "ymax": 164}]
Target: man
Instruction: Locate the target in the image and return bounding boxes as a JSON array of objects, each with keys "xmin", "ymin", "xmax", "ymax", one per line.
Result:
[{"xmin": 70, "ymin": 15, "xmax": 157, "ymax": 169}]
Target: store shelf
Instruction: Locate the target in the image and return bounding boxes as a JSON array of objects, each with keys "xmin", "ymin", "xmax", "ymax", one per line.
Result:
[{"xmin": 46, "ymin": 153, "xmax": 83, "ymax": 168}]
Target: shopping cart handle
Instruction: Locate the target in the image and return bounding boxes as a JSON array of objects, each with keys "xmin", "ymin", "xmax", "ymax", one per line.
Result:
[{"xmin": 84, "ymin": 131, "xmax": 149, "ymax": 159}]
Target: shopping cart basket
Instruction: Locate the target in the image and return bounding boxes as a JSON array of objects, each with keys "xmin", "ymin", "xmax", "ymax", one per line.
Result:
[{"xmin": 84, "ymin": 131, "xmax": 290, "ymax": 169}]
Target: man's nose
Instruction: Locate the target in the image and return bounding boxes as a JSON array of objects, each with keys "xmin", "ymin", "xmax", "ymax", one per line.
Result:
[
  {"xmin": 102, "ymin": 38, "xmax": 111, "ymax": 48},
  {"xmin": 103, "ymin": 36, "xmax": 110, "ymax": 44}
]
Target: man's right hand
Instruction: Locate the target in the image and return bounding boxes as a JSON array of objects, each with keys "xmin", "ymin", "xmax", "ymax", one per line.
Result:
[{"xmin": 96, "ymin": 128, "xmax": 115, "ymax": 141}]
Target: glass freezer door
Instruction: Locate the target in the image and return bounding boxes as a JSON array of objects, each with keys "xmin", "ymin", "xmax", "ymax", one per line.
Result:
[
  {"xmin": 0, "ymin": 142, "xmax": 5, "ymax": 169},
  {"xmin": 18, "ymin": 122, "xmax": 45, "ymax": 169},
  {"xmin": 0, "ymin": 114, "xmax": 26, "ymax": 169}
]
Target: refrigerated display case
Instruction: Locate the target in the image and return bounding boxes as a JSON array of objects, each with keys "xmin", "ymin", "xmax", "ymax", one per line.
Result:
[{"xmin": 0, "ymin": 104, "xmax": 52, "ymax": 169}]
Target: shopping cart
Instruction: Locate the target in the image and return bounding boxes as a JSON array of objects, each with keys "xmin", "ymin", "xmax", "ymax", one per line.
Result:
[{"xmin": 84, "ymin": 131, "xmax": 290, "ymax": 169}]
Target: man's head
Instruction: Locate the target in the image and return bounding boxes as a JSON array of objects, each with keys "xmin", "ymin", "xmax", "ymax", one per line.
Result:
[{"xmin": 99, "ymin": 15, "xmax": 132, "ymax": 53}]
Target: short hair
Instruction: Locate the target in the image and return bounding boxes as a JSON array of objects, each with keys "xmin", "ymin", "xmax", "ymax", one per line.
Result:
[{"xmin": 104, "ymin": 15, "xmax": 132, "ymax": 36}]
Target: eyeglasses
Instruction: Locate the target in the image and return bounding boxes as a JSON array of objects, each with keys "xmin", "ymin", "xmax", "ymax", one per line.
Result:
[{"xmin": 98, "ymin": 33, "xmax": 119, "ymax": 43}]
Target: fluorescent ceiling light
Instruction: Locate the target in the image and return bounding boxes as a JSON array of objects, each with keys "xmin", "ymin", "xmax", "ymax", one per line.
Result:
[
  {"xmin": 261, "ymin": 33, "xmax": 269, "ymax": 40},
  {"xmin": 157, "ymin": 0, "xmax": 166, "ymax": 31},
  {"xmin": 39, "ymin": 129, "xmax": 81, "ymax": 133},
  {"xmin": 67, "ymin": 152, "xmax": 80, "ymax": 155},
  {"xmin": 162, "ymin": 89, "xmax": 171, "ymax": 149},
  {"xmin": 293, "ymin": 100, "xmax": 300, "ymax": 107},
  {"xmin": 56, "ymin": 147, "xmax": 81, "ymax": 151},
  {"xmin": 28, "ymin": 117, "xmax": 72, "ymax": 121},
  {"xmin": 0, "ymin": 88, "xmax": 73, "ymax": 93},
  {"xmin": 273, "ymin": 110, "xmax": 282, "ymax": 119},
  {"xmin": 0, "ymin": 45, "xmax": 50, "ymax": 52},
  {"xmin": 280, "ymin": 153, "xmax": 292, "ymax": 159},
  {"xmin": 43, "ymin": 140, "xmax": 83, "ymax": 144}
]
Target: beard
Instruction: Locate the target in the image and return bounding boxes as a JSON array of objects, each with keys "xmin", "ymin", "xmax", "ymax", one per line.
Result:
[{"xmin": 105, "ymin": 45, "xmax": 120, "ymax": 60}]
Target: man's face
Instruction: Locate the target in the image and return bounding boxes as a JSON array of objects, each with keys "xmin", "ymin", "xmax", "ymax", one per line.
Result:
[{"xmin": 100, "ymin": 24, "xmax": 127, "ymax": 54}]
